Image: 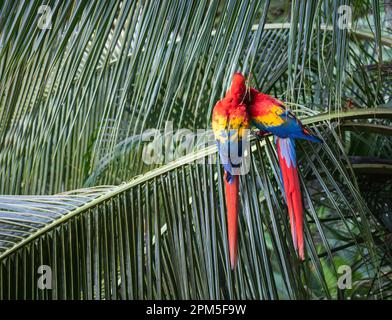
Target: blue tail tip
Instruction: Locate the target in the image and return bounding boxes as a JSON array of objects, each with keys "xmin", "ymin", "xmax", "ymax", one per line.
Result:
[{"xmin": 225, "ymin": 172, "xmax": 235, "ymax": 184}]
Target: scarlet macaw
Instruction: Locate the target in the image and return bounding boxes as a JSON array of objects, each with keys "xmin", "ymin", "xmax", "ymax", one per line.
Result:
[
  {"xmin": 212, "ymin": 73, "xmax": 249, "ymax": 269},
  {"xmin": 247, "ymin": 87, "xmax": 322, "ymax": 260}
]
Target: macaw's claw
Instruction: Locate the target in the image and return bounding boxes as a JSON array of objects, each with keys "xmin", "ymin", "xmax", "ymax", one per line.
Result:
[{"xmin": 251, "ymin": 130, "xmax": 270, "ymax": 140}]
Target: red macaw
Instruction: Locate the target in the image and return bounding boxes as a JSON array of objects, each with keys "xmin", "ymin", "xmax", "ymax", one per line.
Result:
[
  {"xmin": 247, "ymin": 88, "xmax": 322, "ymax": 260},
  {"xmin": 212, "ymin": 73, "xmax": 249, "ymax": 269}
]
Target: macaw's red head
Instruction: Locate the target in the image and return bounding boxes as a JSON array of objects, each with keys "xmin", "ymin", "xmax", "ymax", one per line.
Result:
[{"xmin": 229, "ymin": 72, "xmax": 246, "ymax": 103}]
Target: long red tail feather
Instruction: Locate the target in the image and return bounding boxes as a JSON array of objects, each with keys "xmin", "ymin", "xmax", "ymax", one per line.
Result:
[
  {"xmin": 276, "ymin": 138, "xmax": 304, "ymax": 260},
  {"xmin": 224, "ymin": 174, "xmax": 239, "ymax": 269}
]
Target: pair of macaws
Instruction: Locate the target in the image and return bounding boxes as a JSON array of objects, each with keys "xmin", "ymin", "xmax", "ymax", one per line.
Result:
[{"xmin": 212, "ymin": 73, "xmax": 322, "ymax": 269}]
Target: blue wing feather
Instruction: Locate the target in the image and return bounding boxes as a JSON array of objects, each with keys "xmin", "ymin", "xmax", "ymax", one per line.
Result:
[
  {"xmin": 254, "ymin": 111, "xmax": 322, "ymax": 143},
  {"xmin": 216, "ymin": 129, "xmax": 244, "ymax": 184}
]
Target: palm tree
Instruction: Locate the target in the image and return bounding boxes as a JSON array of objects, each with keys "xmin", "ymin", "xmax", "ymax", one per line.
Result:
[{"xmin": 0, "ymin": 0, "xmax": 391, "ymax": 300}]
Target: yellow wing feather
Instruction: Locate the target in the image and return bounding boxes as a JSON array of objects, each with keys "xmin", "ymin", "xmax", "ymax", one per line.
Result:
[{"xmin": 253, "ymin": 105, "xmax": 285, "ymax": 127}]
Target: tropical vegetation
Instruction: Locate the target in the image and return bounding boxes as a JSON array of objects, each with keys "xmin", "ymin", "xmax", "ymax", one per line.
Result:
[{"xmin": 0, "ymin": 0, "xmax": 391, "ymax": 299}]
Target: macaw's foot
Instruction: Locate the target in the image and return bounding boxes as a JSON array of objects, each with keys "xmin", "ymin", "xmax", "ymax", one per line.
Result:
[{"xmin": 251, "ymin": 130, "xmax": 270, "ymax": 140}]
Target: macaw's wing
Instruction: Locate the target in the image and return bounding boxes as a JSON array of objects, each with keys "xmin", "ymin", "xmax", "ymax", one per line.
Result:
[
  {"xmin": 249, "ymin": 90, "xmax": 322, "ymax": 142},
  {"xmin": 213, "ymin": 103, "xmax": 249, "ymax": 181},
  {"xmin": 278, "ymin": 109, "xmax": 322, "ymax": 142},
  {"xmin": 212, "ymin": 99, "xmax": 232, "ymax": 176},
  {"xmin": 248, "ymin": 88, "xmax": 299, "ymax": 127},
  {"xmin": 226, "ymin": 103, "xmax": 250, "ymax": 161},
  {"xmin": 248, "ymin": 91, "xmax": 286, "ymax": 129}
]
